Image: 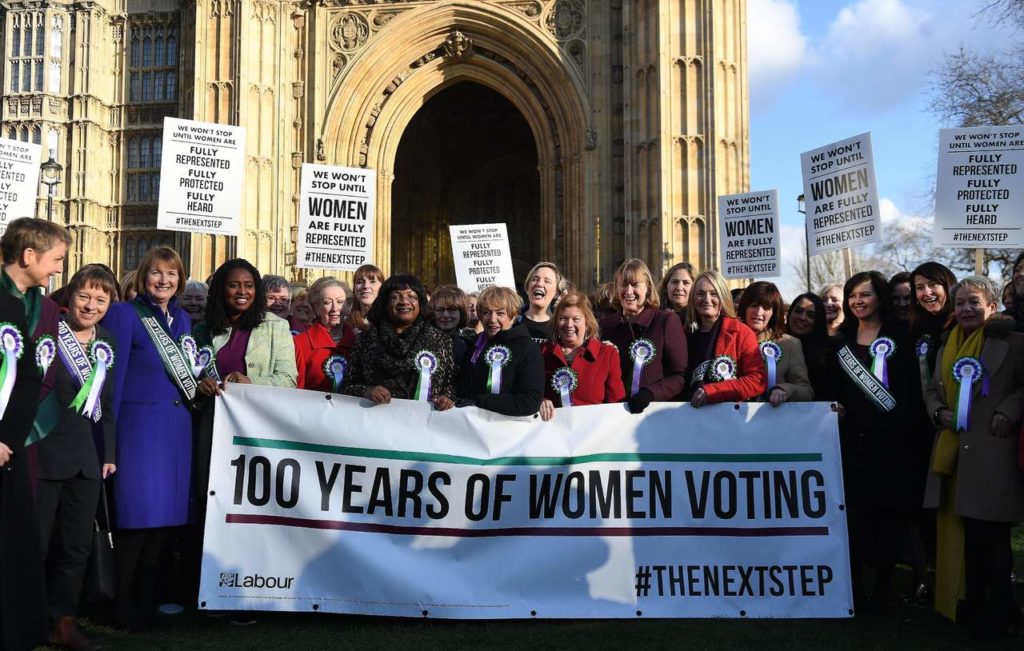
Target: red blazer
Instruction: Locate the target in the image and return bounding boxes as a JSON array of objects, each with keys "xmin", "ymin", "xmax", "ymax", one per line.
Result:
[
  {"xmin": 541, "ymin": 337, "xmax": 626, "ymax": 406},
  {"xmin": 294, "ymin": 321, "xmax": 356, "ymax": 391},
  {"xmin": 702, "ymin": 316, "xmax": 767, "ymax": 404}
]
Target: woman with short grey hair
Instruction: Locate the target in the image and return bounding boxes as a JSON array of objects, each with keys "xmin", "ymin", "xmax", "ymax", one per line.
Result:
[
  {"xmin": 924, "ymin": 274, "xmax": 1024, "ymax": 638},
  {"xmin": 181, "ymin": 279, "xmax": 208, "ymax": 328},
  {"xmin": 263, "ymin": 274, "xmax": 292, "ymax": 319}
]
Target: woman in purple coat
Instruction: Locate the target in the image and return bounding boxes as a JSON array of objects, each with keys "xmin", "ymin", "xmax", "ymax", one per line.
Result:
[{"xmin": 103, "ymin": 246, "xmax": 195, "ymax": 629}]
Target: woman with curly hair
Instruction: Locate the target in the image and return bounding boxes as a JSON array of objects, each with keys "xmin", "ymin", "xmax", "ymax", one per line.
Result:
[{"xmin": 341, "ymin": 274, "xmax": 456, "ymax": 410}]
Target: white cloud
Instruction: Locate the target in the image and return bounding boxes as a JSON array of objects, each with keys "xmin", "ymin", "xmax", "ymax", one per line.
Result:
[
  {"xmin": 747, "ymin": 0, "xmax": 808, "ymax": 106},
  {"xmin": 878, "ymin": 196, "xmax": 932, "ymax": 225},
  {"xmin": 824, "ymin": 0, "xmax": 929, "ymax": 61},
  {"xmin": 777, "ymin": 223, "xmax": 809, "ymax": 300}
]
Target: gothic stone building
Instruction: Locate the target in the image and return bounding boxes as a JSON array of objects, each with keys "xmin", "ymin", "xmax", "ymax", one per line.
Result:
[{"xmin": 0, "ymin": 0, "xmax": 748, "ymax": 288}]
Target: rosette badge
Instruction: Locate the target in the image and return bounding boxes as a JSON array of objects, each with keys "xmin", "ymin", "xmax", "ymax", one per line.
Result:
[
  {"xmin": 196, "ymin": 345, "xmax": 221, "ymax": 383},
  {"xmin": 35, "ymin": 334, "xmax": 56, "ymax": 374},
  {"xmin": 322, "ymin": 355, "xmax": 347, "ymax": 393},
  {"xmin": 759, "ymin": 341, "xmax": 782, "ymax": 389},
  {"xmin": 628, "ymin": 338, "xmax": 656, "ymax": 396},
  {"xmin": 869, "ymin": 337, "xmax": 896, "ymax": 388},
  {"xmin": 485, "ymin": 345, "xmax": 511, "ymax": 394},
  {"xmin": 414, "ymin": 351, "xmax": 437, "ymax": 401},
  {"xmin": 179, "ymin": 334, "xmax": 203, "ymax": 378},
  {"xmin": 71, "ymin": 340, "xmax": 114, "ymax": 422},
  {"xmin": 709, "ymin": 355, "xmax": 737, "ymax": 382},
  {"xmin": 0, "ymin": 323, "xmax": 25, "ymax": 420},
  {"xmin": 952, "ymin": 356, "xmax": 984, "ymax": 432},
  {"xmin": 551, "ymin": 367, "xmax": 579, "ymax": 407}
]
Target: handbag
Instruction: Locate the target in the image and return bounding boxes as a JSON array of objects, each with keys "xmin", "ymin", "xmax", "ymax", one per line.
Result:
[{"xmin": 83, "ymin": 480, "xmax": 116, "ymax": 601}]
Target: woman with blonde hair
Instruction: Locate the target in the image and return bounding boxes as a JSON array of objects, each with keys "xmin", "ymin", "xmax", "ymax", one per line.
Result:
[
  {"xmin": 458, "ymin": 285, "xmax": 543, "ymax": 416},
  {"xmin": 820, "ymin": 282, "xmax": 845, "ymax": 337},
  {"xmin": 521, "ymin": 261, "xmax": 562, "ymax": 344},
  {"xmin": 599, "ymin": 259, "xmax": 687, "ymax": 413},
  {"xmin": 684, "ymin": 270, "xmax": 766, "ymax": 407}
]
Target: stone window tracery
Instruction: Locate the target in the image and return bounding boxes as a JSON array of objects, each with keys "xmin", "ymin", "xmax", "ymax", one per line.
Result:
[
  {"xmin": 8, "ymin": 13, "xmax": 47, "ymax": 93},
  {"xmin": 126, "ymin": 134, "xmax": 162, "ymax": 203},
  {"xmin": 128, "ymin": 25, "xmax": 178, "ymax": 103}
]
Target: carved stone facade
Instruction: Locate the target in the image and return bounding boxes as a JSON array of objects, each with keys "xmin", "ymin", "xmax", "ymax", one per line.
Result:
[{"xmin": 0, "ymin": 0, "xmax": 748, "ymax": 288}]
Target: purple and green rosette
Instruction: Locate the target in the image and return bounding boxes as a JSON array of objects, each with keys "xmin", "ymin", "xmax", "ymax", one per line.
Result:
[
  {"xmin": 708, "ymin": 355, "xmax": 737, "ymax": 383},
  {"xmin": 915, "ymin": 335, "xmax": 933, "ymax": 386},
  {"xmin": 71, "ymin": 339, "xmax": 114, "ymax": 422},
  {"xmin": 951, "ymin": 356, "xmax": 983, "ymax": 432},
  {"xmin": 759, "ymin": 341, "xmax": 782, "ymax": 389},
  {"xmin": 628, "ymin": 338, "xmax": 656, "ymax": 396},
  {"xmin": 35, "ymin": 334, "xmax": 56, "ymax": 375},
  {"xmin": 179, "ymin": 334, "xmax": 203, "ymax": 378},
  {"xmin": 484, "ymin": 345, "xmax": 511, "ymax": 394},
  {"xmin": 197, "ymin": 345, "xmax": 221, "ymax": 383},
  {"xmin": 551, "ymin": 366, "xmax": 579, "ymax": 407},
  {"xmin": 0, "ymin": 323, "xmax": 25, "ymax": 420},
  {"xmin": 323, "ymin": 355, "xmax": 347, "ymax": 393},
  {"xmin": 869, "ymin": 337, "xmax": 896, "ymax": 388},
  {"xmin": 414, "ymin": 351, "xmax": 438, "ymax": 401}
]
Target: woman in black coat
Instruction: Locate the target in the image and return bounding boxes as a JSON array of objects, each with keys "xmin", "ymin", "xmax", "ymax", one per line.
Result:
[
  {"xmin": 832, "ymin": 271, "xmax": 929, "ymax": 613},
  {"xmin": 341, "ymin": 274, "xmax": 456, "ymax": 409},
  {"xmin": 35, "ymin": 266, "xmax": 118, "ymax": 649},
  {"xmin": 458, "ymin": 286, "xmax": 544, "ymax": 416},
  {"xmin": 0, "ymin": 291, "xmax": 48, "ymax": 651}
]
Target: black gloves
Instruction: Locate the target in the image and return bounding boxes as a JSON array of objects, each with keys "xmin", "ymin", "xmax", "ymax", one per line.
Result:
[{"xmin": 627, "ymin": 388, "xmax": 654, "ymax": 414}]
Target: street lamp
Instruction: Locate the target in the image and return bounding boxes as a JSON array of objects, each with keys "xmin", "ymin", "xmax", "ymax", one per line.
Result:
[
  {"xmin": 797, "ymin": 193, "xmax": 810, "ymax": 293},
  {"xmin": 40, "ymin": 150, "xmax": 63, "ymax": 222}
]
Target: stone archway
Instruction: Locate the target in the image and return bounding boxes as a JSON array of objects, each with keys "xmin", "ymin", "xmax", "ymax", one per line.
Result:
[
  {"xmin": 320, "ymin": 1, "xmax": 592, "ymax": 284},
  {"xmin": 390, "ymin": 82, "xmax": 540, "ymax": 287}
]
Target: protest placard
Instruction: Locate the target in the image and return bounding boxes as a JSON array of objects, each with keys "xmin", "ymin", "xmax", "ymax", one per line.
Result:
[
  {"xmin": 800, "ymin": 133, "xmax": 880, "ymax": 256},
  {"xmin": 0, "ymin": 138, "xmax": 42, "ymax": 236},
  {"xmin": 718, "ymin": 190, "xmax": 780, "ymax": 279},
  {"xmin": 934, "ymin": 126, "xmax": 1024, "ymax": 249},
  {"xmin": 200, "ymin": 385, "xmax": 853, "ymax": 619},
  {"xmin": 157, "ymin": 117, "xmax": 245, "ymax": 236},
  {"xmin": 449, "ymin": 223, "xmax": 516, "ymax": 291},
  {"xmin": 297, "ymin": 163, "xmax": 376, "ymax": 271}
]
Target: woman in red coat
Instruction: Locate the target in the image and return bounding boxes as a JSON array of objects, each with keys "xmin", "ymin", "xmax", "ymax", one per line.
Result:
[
  {"xmin": 539, "ymin": 292, "xmax": 625, "ymax": 420},
  {"xmin": 684, "ymin": 270, "xmax": 766, "ymax": 406},
  {"xmin": 294, "ymin": 277, "xmax": 357, "ymax": 392}
]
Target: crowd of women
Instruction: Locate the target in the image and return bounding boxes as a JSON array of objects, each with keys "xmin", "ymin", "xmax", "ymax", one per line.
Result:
[{"xmin": 1, "ymin": 215, "xmax": 1023, "ymax": 649}]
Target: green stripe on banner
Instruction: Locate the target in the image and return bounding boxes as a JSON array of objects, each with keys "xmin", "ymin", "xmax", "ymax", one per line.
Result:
[{"xmin": 231, "ymin": 436, "xmax": 822, "ymax": 465}]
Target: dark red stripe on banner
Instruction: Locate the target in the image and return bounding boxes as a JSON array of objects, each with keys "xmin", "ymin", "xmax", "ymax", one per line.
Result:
[{"xmin": 225, "ymin": 514, "xmax": 828, "ymax": 537}]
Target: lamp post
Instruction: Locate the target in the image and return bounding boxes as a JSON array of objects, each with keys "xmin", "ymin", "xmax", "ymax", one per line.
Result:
[
  {"xmin": 797, "ymin": 193, "xmax": 810, "ymax": 293},
  {"xmin": 40, "ymin": 150, "xmax": 63, "ymax": 222}
]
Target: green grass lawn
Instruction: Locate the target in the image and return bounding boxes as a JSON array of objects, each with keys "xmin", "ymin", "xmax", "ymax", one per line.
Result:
[{"xmin": 59, "ymin": 528, "xmax": 1024, "ymax": 650}]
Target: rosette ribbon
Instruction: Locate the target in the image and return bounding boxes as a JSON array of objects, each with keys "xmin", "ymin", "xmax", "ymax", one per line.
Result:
[
  {"xmin": 179, "ymin": 334, "xmax": 203, "ymax": 378},
  {"xmin": 322, "ymin": 355, "xmax": 347, "ymax": 393},
  {"xmin": 414, "ymin": 351, "xmax": 437, "ymax": 401},
  {"xmin": 485, "ymin": 345, "xmax": 510, "ymax": 394},
  {"xmin": 70, "ymin": 340, "xmax": 114, "ymax": 422},
  {"xmin": 709, "ymin": 355, "xmax": 737, "ymax": 382},
  {"xmin": 0, "ymin": 323, "xmax": 25, "ymax": 420},
  {"xmin": 759, "ymin": 341, "xmax": 782, "ymax": 389},
  {"xmin": 869, "ymin": 337, "xmax": 896, "ymax": 388},
  {"xmin": 628, "ymin": 338, "xmax": 656, "ymax": 396},
  {"xmin": 915, "ymin": 335, "xmax": 932, "ymax": 387},
  {"xmin": 952, "ymin": 356, "xmax": 983, "ymax": 432},
  {"xmin": 551, "ymin": 367, "xmax": 579, "ymax": 407},
  {"xmin": 35, "ymin": 334, "xmax": 56, "ymax": 375},
  {"xmin": 197, "ymin": 345, "xmax": 221, "ymax": 383}
]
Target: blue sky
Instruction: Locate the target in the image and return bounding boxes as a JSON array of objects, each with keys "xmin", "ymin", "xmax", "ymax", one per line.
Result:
[{"xmin": 747, "ymin": 0, "xmax": 1016, "ymax": 297}]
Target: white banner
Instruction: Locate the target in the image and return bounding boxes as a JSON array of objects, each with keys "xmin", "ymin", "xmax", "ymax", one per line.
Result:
[
  {"xmin": 801, "ymin": 132, "xmax": 881, "ymax": 255},
  {"xmin": 934, "ymin": 126, "xmax": 1024, "ymax": 248},
  {"xmin": 0, "ymin": 138, "xmax": 42, "ymax": 236},
  {"xmin": 157, "ymin": 117, "xmax": 246, "ymax": 236},
  {"xmin": 200, "ymin": 385, "xmax": 853, "ymax": 619},
  {"xmin": 718, "ymin": 190, "xmax": 781, "ymax": 279},
  {"xmin": 449, "ymin": 223, "xmax": 516, "ymax": 292},
  {"xmin": 297, "ymin": 163, "xmax": 376, "ymax": 270}
]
